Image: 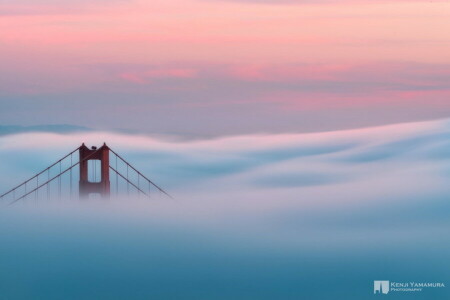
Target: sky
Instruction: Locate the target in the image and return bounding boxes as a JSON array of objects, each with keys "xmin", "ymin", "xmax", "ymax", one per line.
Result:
[{"xmin": 1, "ymin": 0, "xmax": 450, "ymax": 136}]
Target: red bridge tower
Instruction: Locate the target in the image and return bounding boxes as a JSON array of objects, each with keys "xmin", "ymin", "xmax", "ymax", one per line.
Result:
[{"xmin": 79, "ymin": 143, "xmax": 110, "ymax": 198}]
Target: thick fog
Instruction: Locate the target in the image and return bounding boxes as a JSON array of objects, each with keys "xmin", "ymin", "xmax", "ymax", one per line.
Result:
[{"xmin": 0, "ymin": 119, "xmax": 449, "ymax": 299}]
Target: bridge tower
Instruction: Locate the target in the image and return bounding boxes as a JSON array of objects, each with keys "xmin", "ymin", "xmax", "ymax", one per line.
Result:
[{"xmin": 79, "ymin": 143, "xmax": 110, "ymax": 199}]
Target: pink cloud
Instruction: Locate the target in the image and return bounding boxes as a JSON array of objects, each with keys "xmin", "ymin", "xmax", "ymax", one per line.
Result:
[
  {"xmin": 227, "ymin": 64, "xmax": 353, "ymax": 81},
  {"xmin": 119, "ymin": 68, "xmax": 198, "ymax": 84},
  {"xmin": 144, "ymin": 68, "xmax": 198, "ymax": 79},
  {"xmin": 119, "ymin": 72, "xmax": 147, "ymax": 84},
  {"xmin": 256, "ymin": 89, "xmax": 450, "ymax": 112},
  {"xmin": 2, "ymin": 0, "xmax": 449, "ymax": 67}
]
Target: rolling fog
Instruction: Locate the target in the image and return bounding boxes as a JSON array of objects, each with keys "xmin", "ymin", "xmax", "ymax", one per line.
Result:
[{"xmin": 0, "ymin": 119, "xmax": 449, "ymax": 299}]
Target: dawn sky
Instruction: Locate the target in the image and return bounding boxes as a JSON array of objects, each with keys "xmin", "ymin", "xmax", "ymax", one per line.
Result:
[{"xmin": 1, "ymin": 0, "xmax": 450, "ymax": 135}]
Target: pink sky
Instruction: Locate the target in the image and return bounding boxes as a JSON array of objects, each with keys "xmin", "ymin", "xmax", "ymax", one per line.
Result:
[{"xmin": 1, "ymin": 0, "xmax": 450, "ymax": 135}]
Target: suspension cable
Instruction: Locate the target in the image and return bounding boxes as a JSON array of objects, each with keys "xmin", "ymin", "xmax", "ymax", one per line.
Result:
[
  {"xmin": 109, "ymin": 166, "xmax": 150, "ymax": 198},
  {"xmin": 0, "ymin": 146, "xmax": 80, "ymax": 199},
  {"xmin": 109, "ymin": 148, "xmax": 172, "ymax": 198},
  {"xmin": 8, "ymin": 148, "xmax": 102, "ymax": 206}
]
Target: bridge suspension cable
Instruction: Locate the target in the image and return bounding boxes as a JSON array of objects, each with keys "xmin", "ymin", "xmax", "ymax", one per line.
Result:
[
  {"xmin": 109, "ymin": 148, "xmax": 172, "ymax": 199},
  {"xmin": 0, "ymin": 146, "xmax": 80, "ymax": 200},
  {"xmin": 7, "ymin": 147, "xmax": 102, "ymax": 206},
  {"xmin": 109, "ymin": 165, "xmax": 150, "ymax": 198}
]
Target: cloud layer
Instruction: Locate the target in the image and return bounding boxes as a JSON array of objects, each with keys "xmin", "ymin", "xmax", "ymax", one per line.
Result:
[
  {"xmin": 1, "ymin": 120, "xmax": 450, "ymax": 299},
  {"xmin": 1, "ymin": 118, "xmax": 450, "ymax": 217}
]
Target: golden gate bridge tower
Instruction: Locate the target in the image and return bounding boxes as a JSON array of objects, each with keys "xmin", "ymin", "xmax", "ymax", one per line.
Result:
[
  {"xmin": 0, "ymin": 143, "xmax": 171, "ymax": 205},
  {"xmin": 79, "ymin": 143, "xmax": 110, "ymax": 199}
]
